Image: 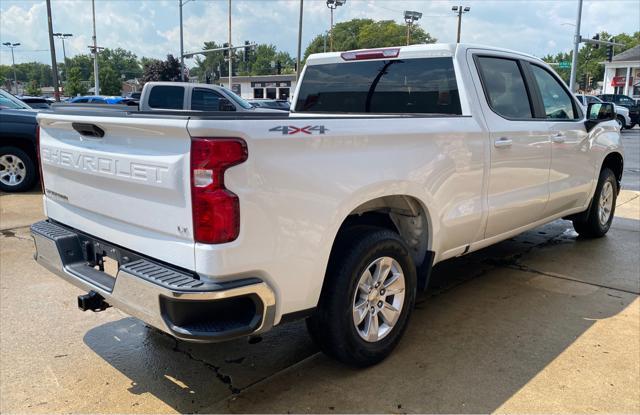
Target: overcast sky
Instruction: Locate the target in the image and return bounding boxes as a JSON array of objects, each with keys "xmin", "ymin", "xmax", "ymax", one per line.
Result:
[{"xmin": 1, "ymin": 0, "xmax": 639, "ymax": 68}]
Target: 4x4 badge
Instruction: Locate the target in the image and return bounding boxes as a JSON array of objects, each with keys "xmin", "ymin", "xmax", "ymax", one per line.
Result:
[{"xmin": 269, "ymin": 125, "xmax": 328, "ymax": 135}]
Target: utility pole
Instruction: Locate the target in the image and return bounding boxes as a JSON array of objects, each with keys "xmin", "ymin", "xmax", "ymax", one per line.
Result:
[
  {"xmin": 296, "ymin": 0, "xmax": 303, "ymax": 81},
  {"xmin": 53, "ymin": 33, "xmax": 72, "ymax": 84},
  {"xmin": 228, "ymin": 0, "xmax": 232, "ymax": 89},
  {"xmin": 91, "ymin": 0, "xmax": 100, "ymax": 95},
  {"xmin": 568, "ymin": 0, "xmax": 583, "ymax": 92},
  {"xmin": 2, "ymin": 42, "xmax": 20, "ymax": 95},
  {"xmin": 45, "ymin": 0, "xmax": 60, "ymax": 101},
  {"xmin": 451, "ymin": 5, "xmax": 470, "ymax": 43}
]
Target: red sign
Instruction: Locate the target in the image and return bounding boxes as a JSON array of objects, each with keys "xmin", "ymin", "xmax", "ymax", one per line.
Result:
[{"xmin": 611, "ymin": 76, "xmax": 633, "ymax": 87}]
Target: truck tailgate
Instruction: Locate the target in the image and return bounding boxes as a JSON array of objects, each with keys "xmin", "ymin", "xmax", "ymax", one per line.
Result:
[{"xmin": 38, "ymin": 113, "xmax": 195, "ymax": 270}]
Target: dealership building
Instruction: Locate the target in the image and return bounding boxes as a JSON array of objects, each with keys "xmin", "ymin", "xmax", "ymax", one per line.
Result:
[
  {"xmin": 218, "ymin": 74, "xmax": 297, "ymax": 101},
  {"xmin": 602, "ymin": 45, "xmax": 640, "ymax": 99}
]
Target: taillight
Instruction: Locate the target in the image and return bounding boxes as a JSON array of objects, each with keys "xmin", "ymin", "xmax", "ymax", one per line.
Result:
[
  {"xmin": 190, "ymin": 138, "xmax": 248, "ymax": 244},
  {"xmin": 340, "ymin": 48, "xmax": 400, "ymax": 61},
  {"xmin": 36, "ymin": 125, "xmax": 44, "ymax": 193}
]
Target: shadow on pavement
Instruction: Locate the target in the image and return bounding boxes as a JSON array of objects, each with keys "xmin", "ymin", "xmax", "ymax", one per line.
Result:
[{"xmin": 83, "ymin": 219, "xmax": 639, "ymax": 413}]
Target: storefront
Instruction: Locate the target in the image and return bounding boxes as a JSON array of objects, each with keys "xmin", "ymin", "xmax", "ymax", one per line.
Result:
[{"xmin": 602, "ymin": 45, "xmax": 640, "ymax": 99}]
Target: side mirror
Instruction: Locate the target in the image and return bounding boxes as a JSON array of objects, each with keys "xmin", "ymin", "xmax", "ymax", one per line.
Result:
[
  {"xmin": 219, "ymin": 98, "xmax": 235, "ymax": 112},
  {"xmin": 585, "ymin": 102, "xmax": 615, "ymax": 132}
]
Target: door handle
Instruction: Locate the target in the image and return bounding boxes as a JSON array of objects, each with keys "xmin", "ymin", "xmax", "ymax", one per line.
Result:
[
  {"xmin": 494, "ymin": 137, "xmax": 513, "ymax": 148},
  {"xmin": 551, "ymin": 132, "xmax": 565, "ymax": 143}
]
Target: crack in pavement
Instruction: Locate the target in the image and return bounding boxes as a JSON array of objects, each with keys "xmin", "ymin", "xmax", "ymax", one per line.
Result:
[{"xmin": 172, "ymin": 338, "xmax": 241, "ymax": 395}]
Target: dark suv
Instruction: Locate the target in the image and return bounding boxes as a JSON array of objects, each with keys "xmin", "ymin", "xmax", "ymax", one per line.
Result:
[
  {"xmin": 0, "ymin": 89, "xmax": 39, "ymax": 192},
  {"xmin": 597, "ymin": 94, "xmax": 639, "ymax": 127}
]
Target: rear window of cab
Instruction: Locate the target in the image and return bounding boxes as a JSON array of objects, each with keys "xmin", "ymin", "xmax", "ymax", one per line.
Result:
[{"xmin": 295, "ymin": 57, "xmax": 461, "ymax": 115}]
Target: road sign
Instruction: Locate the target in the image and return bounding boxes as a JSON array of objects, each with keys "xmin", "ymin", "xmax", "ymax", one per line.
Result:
[{"xmin": 559, "ymin": 61, "xmax": 571, "ymax": 69}]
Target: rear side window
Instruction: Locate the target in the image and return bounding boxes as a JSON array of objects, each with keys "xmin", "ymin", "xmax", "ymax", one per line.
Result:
[
  {"xmin": 476, "ymin": 57, "xmax": 532, "ymax": 119},
  {"xmin": 530, "ymin": 65, "xmax": 577, "ymax": 119},
  {"xmin": 295, "ymin": 57, "xmax": 461, "ymax": 114},
  {"xmin": 191, "ymin": 88, "xmax": 223, "ymax": 111},
  {"xmin": 148, "ymin": 85, "xmax": 184, "ymax": 109}
]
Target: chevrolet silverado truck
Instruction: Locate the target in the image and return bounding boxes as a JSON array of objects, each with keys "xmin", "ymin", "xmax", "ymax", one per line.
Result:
[{"xmin": 32, "ymin": 44, "xmax": 623, "ymax": 366}]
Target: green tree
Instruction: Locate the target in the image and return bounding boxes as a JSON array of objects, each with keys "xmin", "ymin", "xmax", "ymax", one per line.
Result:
[
  {"xmin": 25, "ymin": 80, "xmax": 41, "ymax": 96},
  {"xmin": 141, "ymin": 55, "xmax": 183, "ymax": 83},
  {"xmin": 93, "ymin": 65, "xmax": 122, "ymax": 95},
  {"xmin": 65, "ymin": 67, "xmax": 88, "ymax": 97},
  {"xmin": 304, "ymin": 18, "xmax": 436, "ymax": 59}
]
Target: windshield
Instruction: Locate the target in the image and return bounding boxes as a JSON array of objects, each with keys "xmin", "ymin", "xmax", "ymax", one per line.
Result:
[
  {"xmin": 0, "ymin": 89, "xmax": 31, "ymax": 109},
  {"xmin": 222, "ymin": 88, "xmax": 253, "ymax": 109}
]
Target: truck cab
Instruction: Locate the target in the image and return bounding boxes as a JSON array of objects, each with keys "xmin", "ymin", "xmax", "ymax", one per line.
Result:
[{"xmin": 139, "ymin": 82, "xmax": 279, "ymax": 113}]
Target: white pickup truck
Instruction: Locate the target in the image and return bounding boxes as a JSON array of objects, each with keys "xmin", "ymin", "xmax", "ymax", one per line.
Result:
[{"xmin": 32, "ymin": 43, "xmax": 623, "ymax": 366}]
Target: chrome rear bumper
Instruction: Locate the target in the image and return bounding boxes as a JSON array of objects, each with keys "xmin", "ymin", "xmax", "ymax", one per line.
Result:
[{"xmin": 31, "ymin": 220, "xmax": 276, "ymax": 342}]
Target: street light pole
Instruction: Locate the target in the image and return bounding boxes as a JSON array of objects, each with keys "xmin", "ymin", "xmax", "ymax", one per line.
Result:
[
  {"xmin": 404, "ymin": 11, "xmax": 422, "ymax": 45},
  {"xmin": 180, "ymin": 0, "xmax": 184, "ymax": 81},
  {"xmin": 451, "ymin": 5, "xmax": 470, "ymax": 43},
  {"xmin": 91, "ymin": 0, "xmax": 100, "ymax": 95},
  {"xmin": 228, "ymin": 0, "xmax": 232, "ymax": 89},
  {"xmin": 2, "ymin": 42, "xmax": 20, "ymax": 94},
  {"xmin": 326, "ymin": 0, "xmax": 346, "ymax": 52},
  {"xmin": 569, "ymin": 0, "xmax": 583, "ymax": 93},
  {"xmin": 53, "ymin": 33, "xmax": 73, "ymax": 84},
  {"xmin": 296, "ymin": 0, "xmax": 303, "ymax": 81},
  {"xmin": 178, "ymin": 0, "xmax": 194, "ymax": 81}
]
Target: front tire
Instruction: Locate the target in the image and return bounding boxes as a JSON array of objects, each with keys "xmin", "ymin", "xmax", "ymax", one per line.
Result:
[
  {"xmin": 307, "ymin": 227, "xmax": 416, "ymax": 367},
  {"xmin": 0, "ymin": 146, "xmax": 37, "ymax": 193},
  {"xmin": 572, "ymin": 167, "xmax": 617, "ymax": 238},
  {"xmin": 616, "ymin": 115, "xmax": 626, "ymax": 129}
]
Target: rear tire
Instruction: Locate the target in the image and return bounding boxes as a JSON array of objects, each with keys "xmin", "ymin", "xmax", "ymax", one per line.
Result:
[
  {"xmin": 572, "ymin": 167, "xmax": 617, "ymax": 238},
  {"xmin": 306, "ymin": 227, "xmax": 416, "ymax": 367},
  {"xmin": 0, "ymin": 146, "xmax": 37, "ymax": 193}
]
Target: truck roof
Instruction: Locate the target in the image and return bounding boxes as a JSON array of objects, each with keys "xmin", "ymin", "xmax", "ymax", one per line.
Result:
[{"xmin": 305, "ymin": 43, "xmax": 542, "ymax": 66}]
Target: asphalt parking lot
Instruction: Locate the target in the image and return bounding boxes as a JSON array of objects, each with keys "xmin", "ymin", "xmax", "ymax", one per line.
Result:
[{"xmin": 1, "ymin": 129, "xmax": 639, "ymax": 414}]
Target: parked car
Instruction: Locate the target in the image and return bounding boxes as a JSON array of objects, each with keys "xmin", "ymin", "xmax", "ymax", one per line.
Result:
[
  {"xmin": 127, "ymin": 91, "xmax": 141, "ymax": 100},
  {"xmin": 69, "ymin": 95, "xmax": 138, "ymax": 106},
  {"xmin": 18, "ymin": 96, "xmax": 52, "ymax": 110},
  {"xmin": 576, "ymin": 94, "xmax": 631, "ymax": 129},
  {"xmin": 597, "ymin": 94, "xmax": 639, "ymax": 127},
  {"xmin": 0, "ymin": 89, "xmax": 39, "ymax": 192},
  {"xmin": 248, "ymin": 99, "xmax": 290, "ymax": 111},
  {"xmin": 33, "ymin": 44, "xmax": 622, "ymax": 366},
  {"xmin": 138, "ymin": 82, "xmax": 281, "ymax": 112}
]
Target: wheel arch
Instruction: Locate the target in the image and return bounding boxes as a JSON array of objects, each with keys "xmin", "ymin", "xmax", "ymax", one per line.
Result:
[{"xmin": 601, "ymin": 151, "xmax": 623, "ymax": 190}]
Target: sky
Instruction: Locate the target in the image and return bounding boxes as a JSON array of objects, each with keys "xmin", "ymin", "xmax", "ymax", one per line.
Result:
[{"xmin": 1, "ymin": 0, "xmax": 639, "ymax": 68}]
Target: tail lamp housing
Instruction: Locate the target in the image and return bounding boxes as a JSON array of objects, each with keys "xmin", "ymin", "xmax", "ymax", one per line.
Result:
[{"xmin": 190, "ymin": 138, "xmax": 248, "ymax": 244}]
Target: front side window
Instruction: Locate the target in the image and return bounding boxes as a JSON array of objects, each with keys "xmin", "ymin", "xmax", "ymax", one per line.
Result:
[
  {"xmin": 296, "ymin": 57, "xmax": 461, "ymax": 114},
  {"xmin": 148, "ymin": 85, "xmax": 184, "ymax": 109},
  {"xmin": 531, "ymin": 65, "xmax": 577, "ymax": 119},
  {"xmin": 191, "ymin": 88, "xmax": 222, "ymax": 111},
  {"xmin": 476, "ymin": 56, "xmax": 532, "ymax": 119}
]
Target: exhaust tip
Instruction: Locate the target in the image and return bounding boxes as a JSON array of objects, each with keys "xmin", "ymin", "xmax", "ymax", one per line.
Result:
[{"xmin": 77, "ymin": 291, "xmax": 110, "ymax": 312}]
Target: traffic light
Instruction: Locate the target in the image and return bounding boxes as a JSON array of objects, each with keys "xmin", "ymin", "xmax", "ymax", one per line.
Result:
[
  {"xmin": 592, "ymin": 33, "xmax": 600, "ymax": 49},
  {"xmin": 276, "ymin": 60, "xmax": 282, "ymax": 75},
  {"xmin": 588, "ymin": 75, "xmax": 593, "ymax": 87},
  {"xmin": 223, "ymin": 43, "xmax": 229, "ymax": 58},
  {"xmin": 205, "ymin": 73, "xmax": 211, "ymax": 84},
  {"xmin": 243, "ymin": 40, "xmax": 250, "ymax": 62},
  {"xmin": 606, "ymin": 45, "xmax": 614, "ymax": 62},
  {"xmin": 581, "ymin": 73, "xmax": 587, "ymax": 90}
]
